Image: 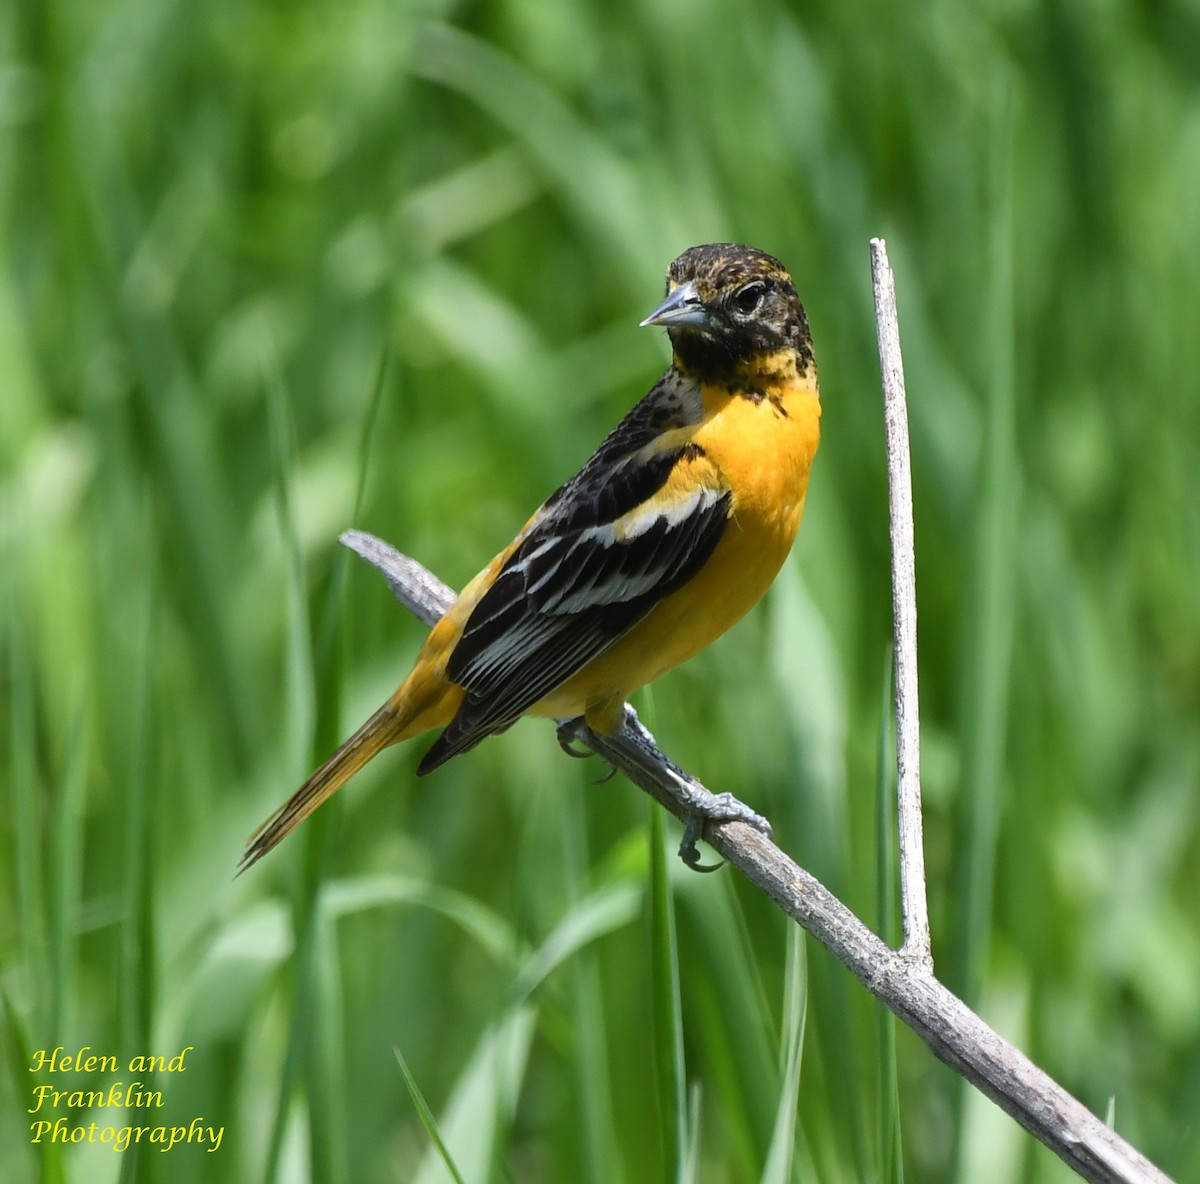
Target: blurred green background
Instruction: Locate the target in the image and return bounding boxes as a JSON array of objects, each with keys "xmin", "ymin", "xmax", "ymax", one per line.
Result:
[{"xmin": 3, "ymin": 0, "xmax": 1199, "ymax": 1180}]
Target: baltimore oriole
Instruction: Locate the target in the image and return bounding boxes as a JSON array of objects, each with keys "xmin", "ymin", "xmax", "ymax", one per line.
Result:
[{"xmin": 241, "ymin": 243, "xmax": 820, "ymax": 869}]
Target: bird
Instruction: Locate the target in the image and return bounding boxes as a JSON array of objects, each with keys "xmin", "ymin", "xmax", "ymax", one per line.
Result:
[{"xmin": 241, "ymin": 243, "xmax": 821, "ymax": 870}]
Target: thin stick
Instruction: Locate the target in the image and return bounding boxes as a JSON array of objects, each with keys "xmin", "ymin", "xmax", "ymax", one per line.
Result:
[
  {"xmin": 337, "ymin": 528, "xmax": 1171, "ymax": 1184},
  {"xmin": 870, "ymin": 238, "xmax": 932, "ymax": 965}
]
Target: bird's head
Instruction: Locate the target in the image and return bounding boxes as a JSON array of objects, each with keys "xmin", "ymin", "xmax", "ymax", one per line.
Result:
[{"xmin": 641, "ymin": 243, "xmax": 813, "ymax": 379}]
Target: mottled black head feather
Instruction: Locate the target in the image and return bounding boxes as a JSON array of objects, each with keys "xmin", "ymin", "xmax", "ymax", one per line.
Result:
[{"xmin": 656, "ymin": 243, "xmax": 813, "ymax": 378}]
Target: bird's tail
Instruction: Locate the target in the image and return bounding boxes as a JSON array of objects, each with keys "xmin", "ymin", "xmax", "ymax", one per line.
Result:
[{"xmin": 239, "ymin": 700, "xmax": 403, "ymax": 873}]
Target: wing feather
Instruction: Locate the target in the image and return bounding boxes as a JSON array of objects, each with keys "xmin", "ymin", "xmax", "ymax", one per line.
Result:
[{"xmin": 416, "ymin": 371, "xmax": 724, "ymax": 773}]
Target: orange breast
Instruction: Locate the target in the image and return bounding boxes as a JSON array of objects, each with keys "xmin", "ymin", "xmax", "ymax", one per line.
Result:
[{"xmin": 533, "ymin": 376, "xmax": 820, "ymax": 729}]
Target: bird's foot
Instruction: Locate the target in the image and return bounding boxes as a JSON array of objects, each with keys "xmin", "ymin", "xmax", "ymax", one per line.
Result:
[
  {"xmin": 617, "ymin": 706, "xmax": 773, "ymax": 872},
  {"xmin": 676, "ymin": 789, "xmax": 773, "ymax": 872},
  {"xmin": 558, "ymin": 708, "xmax": 772, "ymax": 871}
]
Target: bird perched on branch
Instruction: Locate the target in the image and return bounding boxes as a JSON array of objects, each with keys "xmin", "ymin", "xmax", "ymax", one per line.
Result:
[{"xmin": 242, "ymin": 243, "xmax": 821, "ymax": 869}]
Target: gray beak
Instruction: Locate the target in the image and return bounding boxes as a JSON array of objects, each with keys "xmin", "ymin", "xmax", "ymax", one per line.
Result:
[{"xmin": 640, "ymin": 280, "xmax": 707, "ymax": 328}]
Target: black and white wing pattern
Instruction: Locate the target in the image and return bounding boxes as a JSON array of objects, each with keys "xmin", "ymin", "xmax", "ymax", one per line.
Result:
[{"xmin": 417, "ymin": 375, "xmax": 729, "ymax": 773}]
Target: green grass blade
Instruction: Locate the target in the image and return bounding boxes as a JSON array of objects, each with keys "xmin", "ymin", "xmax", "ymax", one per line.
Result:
[
  {"xmin": 323, "ymin": 875, "xmax": 517, "ymax": 968},
  {"xmin": 7, "ymin": 597, "xmax": 46, "ymax": 1024},
  {"xmin": 511, "ymin": 882, "xmax": 641, "ymax": 1004},
  {"xmin": 117, "ymin": 507, "xmax": 156, "ymax": 1057},
  {"xmin": 875, "ymin": 649, "xmax": 903, "ymax": 1184},
  {"xmin": 676, "ymin": 870, "xmax": 778, "ymax": 1178},
  {"xmin": 760, "ymin": 926, "xmax": 808, "ymax": 1184},
  {"xmin": 306, "ymin": 912, "xmax": 349, "ymax": 1184},
  {"xmin": 312, "ymin": 347, "xmax": 390, "ymax": 704},
  {"xmin": 553, "ymin": 790, "xmax": 625, "ymax": 1184},
  {"xmin": 260, "ymin": 342, "xmax": 326, "ymax": 1184},
  {"xmin": 352, "ymin": 349, "xmax": 389, "ymax": 525},
  {"xmin": 4, "ymin": 988, "xmax": 65, "ymax": 1184},
  {"xmin": 395, "ymin": 1045, "xmax": 469, "ymax": 1184},
  {"xmin": 410, "ymin": 1008, "xmax": 537, "ymax": 1184},
  {"xmin": 767, "ymin": 566, "xmax": 869, "ymax": 1179},
  {"xmin": 47, "ymin": 693, "xmax": 87, "ymax": 1042},
  {"xmin": 648, "ymin": 807, "xmax": 688, "ymax": 1183},
  {"xmin": 949, "ymin": 83, "xmax": 1019, "ymax": 1008}
]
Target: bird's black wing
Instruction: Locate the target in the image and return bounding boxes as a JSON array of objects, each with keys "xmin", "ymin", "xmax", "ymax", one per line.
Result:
[{"xmin": 417, "ymin": 377, "xmax": 727, "ymax": 772}]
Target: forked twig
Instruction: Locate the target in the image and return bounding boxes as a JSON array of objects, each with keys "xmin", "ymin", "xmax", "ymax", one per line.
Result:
[{"xmin": 341, "ymin": 529, "xmax": 1169, "ymax": 1184}]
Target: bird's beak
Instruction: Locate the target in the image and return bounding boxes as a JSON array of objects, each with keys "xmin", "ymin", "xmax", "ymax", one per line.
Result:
[{"xmin": 640, "ymin": 280, "xmax": 707, "ymax": 328}]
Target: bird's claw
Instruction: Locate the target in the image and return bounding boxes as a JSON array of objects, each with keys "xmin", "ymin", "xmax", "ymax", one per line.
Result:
[
  {"xmin": 679, "ymin": 815, "xmax": 724, "ymax": 872},
  {"xmin": 556, "ymin": 718, "xmax": 620, "ymax": 782},
  {"xmin": 676, "ymin": 790, "xmax": 772, "ymax": 874},
  {"xmin": 556, "ymin": 719, "xmax": 592, "ymax": 759}
]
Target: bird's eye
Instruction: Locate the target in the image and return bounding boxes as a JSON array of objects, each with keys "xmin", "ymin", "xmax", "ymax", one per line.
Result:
[{"xmin": 732, "ymin": 282, "xmax": 765, "ymax": 316}]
